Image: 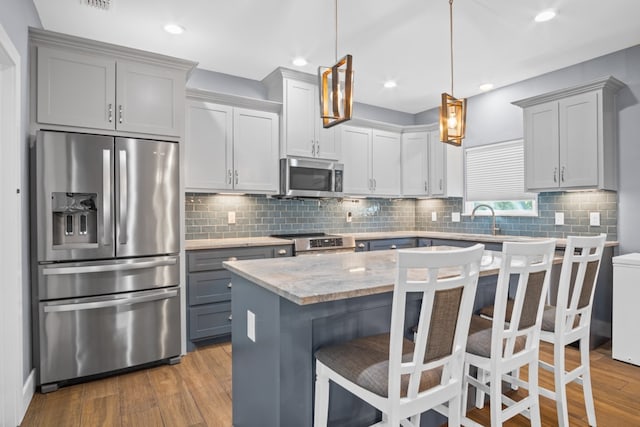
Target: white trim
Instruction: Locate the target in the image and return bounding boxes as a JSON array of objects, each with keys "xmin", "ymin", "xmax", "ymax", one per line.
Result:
[
  {"xmin": 22, "ymin": 370, "xmax": 35, "ymax": 419},
  {"xmin": 0, "ymin": 22, "xmax": 25, "ymax": 426}
]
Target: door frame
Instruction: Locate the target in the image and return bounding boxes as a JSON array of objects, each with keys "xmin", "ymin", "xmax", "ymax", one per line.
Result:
[{"xmin": 0, "ymin": 23, "xmax": 26, "ymax": 426}]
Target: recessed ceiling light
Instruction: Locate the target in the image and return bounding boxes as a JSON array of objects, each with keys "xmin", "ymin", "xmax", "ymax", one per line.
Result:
[
  {"xmin": 384, "ymin": 80, "xmax": 397, "ymax": 89},
  {"xmin": 163, "ymin": 24, "xmax": 185, "ymax": 35},
  {"xmin": 479, "ymin": 83, "xmax": 494, "ymax": 92},
  {"xmin": 292, "ymin": 57, "xmax": 308, "ymax": 67},
  {"xmin": 534, "ymin": 9, "xmax": 556, "ymax": 23}
]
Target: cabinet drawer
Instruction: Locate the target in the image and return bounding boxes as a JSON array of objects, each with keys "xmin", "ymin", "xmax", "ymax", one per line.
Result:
[
  {"xmin": 189, "ymin": 302, "xmax": 232, "ymax": 340},
  {"xmin": 188, "ymin": 245, "xmax": 292, "ymax": 272},
  {"xmin": 188, "ymin": 270, "xmax": 232, "ymax": 306},
  {"xmin": 369, "ymin": 238, "xmax": 417, "ymax": 251}
]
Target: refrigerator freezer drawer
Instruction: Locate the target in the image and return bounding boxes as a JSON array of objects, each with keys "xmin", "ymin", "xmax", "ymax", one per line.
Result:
[
  {"xmin": 38, "ymin": 287, "xmax": 181, "ymax": 386},
  {"xmin": 38, "ymin": 255, "xmax": 179, "ymax": 300}
]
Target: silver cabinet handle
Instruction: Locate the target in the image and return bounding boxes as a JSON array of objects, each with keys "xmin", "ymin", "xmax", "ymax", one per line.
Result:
[
  {"xmin": 390, "ymin": 244, "xmax": 397, "ymax": 249},
  {"xmin": 277, "ymin": 249, "xmax": 287, "ymax": 256},
  {"xmin": 311, "ymin": 140, "xmax": 315, "ymax": 157},
  {"xmin": 43, "ymin": 289, "xmax": 178, "ymax": 313},
  {"xmin": 235, "ymin": 170, "xmax": 239, "ymax": 185},
  {"xmin": 228, "ymin": 169, "xmax": 232, "ymax": 184},
  {"xmin": 227, "ymin": 282, "xmax": 232, "ymax": 289},
  {"xmin": 228, "ymin": 314, "xmax": 233, "ymax": 321},
  {"xmin": 358, "ymin": 243, "xmax": 366, "ymax": 248},
  {"xmin": 316, "ymin": 140, "xmax": 320, "ymax": 157},
  {"xmin": 553, "ymin": 167, "xmax": 558, "ymax": 183},
  {"xmin": 424, "ymin": 181, "xmax": 427, "ymax": 192},
  {"xmin": 227, "ymin": 256, "xmax": 238, "ymax": 261},
  {"xmin": 108, "ymin": 103, "xmax": 113, "ymax": 123},
  {"xmin": 118, "ymin": 105, "xmax": 123, "ymax": 124},
  {"xmin": 373, "ymin": 178, "xmax": 377, "ymax": 190},
  {"xmin": 561, "ymin": 166, "xmax": 565, "ymax": 182},
  {"xmin": 42, "ymin": 257, "xmax": 177, "ymax": 276},
  {"xmin": 118, "ymin": 149, "xmax": 128, "ymax": 245},
  {"xmin": 439, "ymin": 179, "xmax": 443, "ymax": 190},
  {"xmin": 102, "ymin": 149, "xmax": 112, "ymax": 246}
]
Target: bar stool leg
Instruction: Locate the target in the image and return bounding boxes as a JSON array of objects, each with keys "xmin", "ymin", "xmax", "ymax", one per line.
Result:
[
  {"xmin": 554, "ymin": 343, "xmax": 570, "ymax": 427},
  {"xmin": 580, "ymin": 339, "xmax": 597, "ymax": 426}
]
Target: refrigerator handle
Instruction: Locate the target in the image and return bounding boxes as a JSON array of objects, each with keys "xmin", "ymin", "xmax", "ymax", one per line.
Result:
[
  {"xmin": 42, "ymin": 257, "xmax": 178, "ymax": 276},
  {"xmin": 102, "ymin": 149, "xmax": 112, "ymax": 246},
  {"xmin": 43, "ymin": 289, "xmax": 179, "ymax": 313},
  {"xmin": 119, "ymin": 149, "xmax": 128, "ymax": 245}
]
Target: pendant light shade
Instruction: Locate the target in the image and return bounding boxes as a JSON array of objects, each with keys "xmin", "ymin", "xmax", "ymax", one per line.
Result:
[
  {"xmin": 440, "ymin": 0, "xmax": 466, "ymax": 146},
  {"xmin": 319, "ymin": 0, "xmax": 354, "ymax": 129},
  {"xmin": 319, "ymin": 54, "xmax": 354, "ymax": 128}
]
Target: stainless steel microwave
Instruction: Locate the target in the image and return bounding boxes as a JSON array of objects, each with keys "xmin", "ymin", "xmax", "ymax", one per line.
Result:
[{"xmin": 279, "ymin": 158, "xmax": 343, "ymax": 198}]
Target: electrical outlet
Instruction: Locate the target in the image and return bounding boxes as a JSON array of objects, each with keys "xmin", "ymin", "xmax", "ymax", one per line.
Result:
[
  {"xmin": 590, "ymin": 212, "xmax": 601, "ymax": 226},
  {"xmin": 555, "ymin": 212, "xmax": 564, "ymax": 225},
  {"xmin": 452, "ymin": 212, "xmax": 461, "ymax": 222},
  {"xmin": 346, "ymin": 212, "xmax": 352, "ymax": 223},
  {"xmin": 228, "ymin": 211, "xmax": 236, "ymax": 224},
  {"xmin": 247, "ymin": 310, "xmax": 255, "ymax": 342},
  {"xmin": 431, "ymin": 212, "xmax": 437, "ymax": 222}
]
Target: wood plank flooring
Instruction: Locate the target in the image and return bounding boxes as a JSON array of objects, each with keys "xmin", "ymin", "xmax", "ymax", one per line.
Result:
[{"xmin": 21, "ymin": 341, "xmax": 640, "ymax": 426}]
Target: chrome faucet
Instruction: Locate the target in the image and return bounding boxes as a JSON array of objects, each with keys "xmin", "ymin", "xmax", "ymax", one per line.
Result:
[{"xmin": 471, "ymin": 204, "xmax": 499, "ymax": 236}]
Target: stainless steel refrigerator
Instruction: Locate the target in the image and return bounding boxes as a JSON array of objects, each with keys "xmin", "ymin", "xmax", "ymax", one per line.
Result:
[{"xmin": 32, "ymin": 130, "xmax": 181, "ymax": 392}]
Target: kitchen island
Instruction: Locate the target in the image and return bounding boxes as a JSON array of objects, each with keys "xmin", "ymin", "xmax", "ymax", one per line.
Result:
[{"xmin": 224, "ymin": 247, "xmax": 560, "ymax": 427}]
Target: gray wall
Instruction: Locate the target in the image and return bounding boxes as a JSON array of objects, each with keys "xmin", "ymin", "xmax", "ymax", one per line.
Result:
[
  {"xmin": 417, "ymin": 45, "xmax": 640, "ymax": 253},
  {"xmin": 0, "ymin": 0, "xmax": 41, "ymax": 382}
]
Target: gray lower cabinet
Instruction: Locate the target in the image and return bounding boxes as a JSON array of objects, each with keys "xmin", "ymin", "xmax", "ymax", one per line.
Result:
[
  {"xmin": 186, "ymin": 244, "xmax": 292, "ymax": 350},
  {"xmin": 356, "ymin": 238, "xmax": 418, "ymax": 252}
]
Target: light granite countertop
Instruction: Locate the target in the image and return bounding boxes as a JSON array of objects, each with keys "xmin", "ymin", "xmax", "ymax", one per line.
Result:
[
  {"xmin": 223, "ymin": 247, "xmax": 564, "ymax": 306},
  {"xmin": 185, "ymin": 236, "xmax": 292, "ymax": 251},
  {"xmin": 185, "ymin": 231, "xmax": 618, "ymax": 251}
]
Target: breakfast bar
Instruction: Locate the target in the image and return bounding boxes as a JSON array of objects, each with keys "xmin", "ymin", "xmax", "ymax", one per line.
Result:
[{"xmin": 224, "ymin": 247, "xmax": 560, "ymax": 427}]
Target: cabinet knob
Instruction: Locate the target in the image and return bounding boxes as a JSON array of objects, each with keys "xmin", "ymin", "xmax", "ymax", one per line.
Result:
[
  {"xmin": 227, "ymin": 256, "xmax": 238, "ymax": 261},
  {"xmin": 277, "ymin": 249, "xmax": 287, "ymax": 256},
  {"xmin": 228, "ymin": 314, "xmax": 232, "ymax": 321},
  {"xmin": 390, "ymin": 244, "xmax": 397, "ymax": 249},
  {"xmin": 358, "ymin": 243, "xmax": 366, "ymax": 248},
  {"xmin": 227, "ymin": 282, "xmax": 232, "ymax": 289}
]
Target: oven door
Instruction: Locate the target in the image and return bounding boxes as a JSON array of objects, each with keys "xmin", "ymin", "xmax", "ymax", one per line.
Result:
[{"xmin": 38, "ymin": 287, "xmax": 181, "ymax": 386}]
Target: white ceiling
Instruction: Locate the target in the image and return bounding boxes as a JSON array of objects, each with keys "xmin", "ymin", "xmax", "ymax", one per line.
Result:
[{"xmin": 33, "ymin": 0, "xmax": 640, "ymax": 114}]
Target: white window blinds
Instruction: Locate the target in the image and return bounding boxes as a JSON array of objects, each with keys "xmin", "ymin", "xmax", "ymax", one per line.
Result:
[{"xmin": 465, "ymin": 140, "xmax": 536, "ymax": 202}]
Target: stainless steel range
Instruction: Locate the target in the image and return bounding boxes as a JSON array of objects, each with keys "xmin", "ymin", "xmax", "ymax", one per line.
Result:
[{"xmin": 272, "ymin": 233, "xmax": 356, "ymax": 255}]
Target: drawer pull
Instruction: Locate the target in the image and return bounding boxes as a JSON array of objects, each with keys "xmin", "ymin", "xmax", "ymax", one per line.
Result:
[
  {"xmin": 278, "ymin": 249, "xmax": 287, "ymax": 256},
  {"xmin": 358, "ymin": 243, "xmax": 366, "ymax": 248},
  {"xmin": 390, "ymin": 245, "xmax": 397, "ymax": 249},
  {"xmin": 228, "ymin": 314, "xmax": 232, "ymax": 321},
  {"xmin": 227, "ymin": 256, "xmax": 238, "ymax": 261},
  {"xmin": 227, "ymin": 282, "xmax": 232, "ymax": 289}
]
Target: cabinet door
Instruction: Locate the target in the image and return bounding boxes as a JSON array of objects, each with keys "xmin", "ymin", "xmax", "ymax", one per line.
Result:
[
  {"xmin": 37, "ymin": 46, "xmax": 116, "ymax": 130},
  {"xmin": 340, "ymin": 126, "xmax": 372, "ymax": 195},
  {"xmin": 524, "ymin": 102, "xmax": 560, "ymax": 190},
  {"xmin": 233, "ymin": 108, "xmax": 279, "ymax": 193},
  {"xmin": 116, "ymin": 61, "xmax": 183, "ymax": 136},
  {"xmin": 372, "ymin": 130, "xmax": 401, "ymax": 196},
  {"xmin": 284, "ymin": 79, "xmax": 316, "ymax": 158},
  {"xmin": 428, "ymin": 130, "xmax": 446, "ymax": 196},
  {"xmin": 317, "ymin": 125, "xmax": 340, "ymax": 160},
  {"xmin": 401, "ymin": 132, "xmax": 429, "ymax": 196},
  {"xmin": 559, "ymin": 92, "xmax": 598, "ymax": 188},
  {"xmin": 185, "ymin": 101, "xmax": 232, "ymax": 191}
]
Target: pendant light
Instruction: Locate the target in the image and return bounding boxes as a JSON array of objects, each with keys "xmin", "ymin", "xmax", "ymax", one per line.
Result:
[
  {"xmin": 440, "ymin": 0, "xmax": 466, "ymax": 146},
  {"xmin": 318, "ymin": 0, "xmax": 354, "ymax": 129}
]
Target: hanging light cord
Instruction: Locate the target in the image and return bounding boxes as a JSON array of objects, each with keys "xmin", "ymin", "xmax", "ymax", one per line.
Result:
[
  {"xmin": 449, "ymin": 0, "xmax": 454, "ymax": 96},
  {"xmin": 334, "ymin": 0, "xmax": 339, "ymax": 62}
]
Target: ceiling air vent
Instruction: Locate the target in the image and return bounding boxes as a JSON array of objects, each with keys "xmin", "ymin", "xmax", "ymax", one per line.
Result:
[{"xmin": 86, "ymin": 0, "xmax": 111, "ymax": 9}]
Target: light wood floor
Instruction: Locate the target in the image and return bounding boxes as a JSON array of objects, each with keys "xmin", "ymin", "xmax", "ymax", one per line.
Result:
[{"xmin": 21, "ymin": 341, "xmax": 640, "ymax": 427}]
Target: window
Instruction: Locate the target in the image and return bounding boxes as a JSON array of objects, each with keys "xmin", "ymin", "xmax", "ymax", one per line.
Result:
[{"xmin": 464, "ymin": 140, "xmax": 537, "ymax": 216}]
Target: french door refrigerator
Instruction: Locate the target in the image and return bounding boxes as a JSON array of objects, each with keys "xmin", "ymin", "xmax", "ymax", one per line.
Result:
[{"xmin": 32, "ymin": 130, "xmax": 181, "ymax": 392}]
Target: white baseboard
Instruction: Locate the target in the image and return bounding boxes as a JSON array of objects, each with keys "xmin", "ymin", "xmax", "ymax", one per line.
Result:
[{"xmin": 20, "ymin": 369, "xmax": 35, "ymax": 421}]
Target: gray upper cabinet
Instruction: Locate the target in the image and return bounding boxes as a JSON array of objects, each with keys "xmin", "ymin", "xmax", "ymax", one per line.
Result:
[
  {"xmin": 513, "ymin": 76, "xmax": 625, "ymax": 192},
  {"xmin": 185, "ymin": 98, "xmax": 279, "ymax": 194},
  {"xmin": 31, "ymin": 28, "xmax": 195, "ymax": 138},
  {"xmin": 401, "ymin": 128, "xmax": 463, "ymax": 198}
]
